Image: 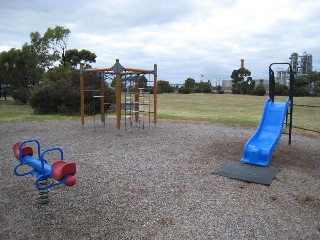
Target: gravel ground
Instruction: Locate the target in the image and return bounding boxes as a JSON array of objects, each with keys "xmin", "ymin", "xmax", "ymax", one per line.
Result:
[{"xmin": 1, "ymin": 119, "xmax": 319, "ymax": 239}]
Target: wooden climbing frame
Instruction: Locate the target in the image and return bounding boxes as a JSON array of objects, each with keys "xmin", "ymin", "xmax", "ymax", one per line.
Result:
[{"xmin": 79, "ymin": 59, "xmax": 157, "ymax": 130}]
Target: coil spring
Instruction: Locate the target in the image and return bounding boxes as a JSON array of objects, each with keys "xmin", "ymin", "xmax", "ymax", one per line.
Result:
[{"xmin": 37, "ymin": 179, "xmax": 49, "ymax": 204}]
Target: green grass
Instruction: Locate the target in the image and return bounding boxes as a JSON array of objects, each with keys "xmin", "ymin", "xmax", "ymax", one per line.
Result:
[
  {"xmin": 157, "ymin": 93, "xmax": 287, "ymax": 126},
  {"xmin": 1, "ymin": 94, "xmax": 319, "ymax": 131},
  {"xmin": 291, "ymin": 97, "xmax": 320, "ymax": 133},
  {"xmin": 0, "ymin": 97, "xmax": 78, "ymax": 123},
  {"xmin": 158, "ymin": 93, "xmax": 320, "ymax": 132}
]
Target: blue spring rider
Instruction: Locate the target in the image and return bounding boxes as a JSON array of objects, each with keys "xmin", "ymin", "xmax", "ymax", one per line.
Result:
[{"xmin": 13, "ymin": 139, "xmax": 76, "ymax": 190}]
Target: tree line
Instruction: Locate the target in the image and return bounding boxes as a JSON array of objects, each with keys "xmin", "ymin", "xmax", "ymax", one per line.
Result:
[
  {"xmin": 0, "ymin": 26, "xmax": 99, "ymax": 113},
  {"xmin": 169, "ymin": 65, "xmax": 320, "ymax": 96}
]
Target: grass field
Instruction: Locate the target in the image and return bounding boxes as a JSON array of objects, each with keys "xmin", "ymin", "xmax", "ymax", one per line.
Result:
[
  {"xmin": 158, "ymin": 93, "xmax": 320, "ymax": 130},
  {"xmin": 157, "ymin": 93, "xmax": 284, "ymax": 126},
  {"xmin": 1, "ymin": 94, "xmax": 319, "ymax": 131},
  {"xmin": 0, "ymin": 97, "xmax": 78, "ymax": 122}
]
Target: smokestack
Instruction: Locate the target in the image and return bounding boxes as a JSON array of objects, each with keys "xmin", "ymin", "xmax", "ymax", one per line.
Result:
[{"xmin": 241, "ymin": 59, "xmax": 244, "ymax": 69}]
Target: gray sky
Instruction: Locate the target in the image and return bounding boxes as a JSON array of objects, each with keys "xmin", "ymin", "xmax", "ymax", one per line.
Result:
[{"xmin": 1, "ymin": 0, "xmax": 319, "ymax": 84}]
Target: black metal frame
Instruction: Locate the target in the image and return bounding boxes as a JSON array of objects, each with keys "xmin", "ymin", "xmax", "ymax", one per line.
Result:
[{"xmin": 269, "ymin": 63, "xmax": 294, "ymax": 144}]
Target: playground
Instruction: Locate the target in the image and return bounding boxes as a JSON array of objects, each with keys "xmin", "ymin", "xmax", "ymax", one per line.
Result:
[
  {"xmin": 1, "ymin": 118, "xmax": 319, "ymax": 239},
  {"xmin": 1, "ymin": 61, "xmax": 319, "ymax": 239}
]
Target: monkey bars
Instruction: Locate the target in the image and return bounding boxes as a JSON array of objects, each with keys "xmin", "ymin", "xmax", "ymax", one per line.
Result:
[{"xmin": 80, "ymin": 59, "xmax": 157, "ymax": 130}]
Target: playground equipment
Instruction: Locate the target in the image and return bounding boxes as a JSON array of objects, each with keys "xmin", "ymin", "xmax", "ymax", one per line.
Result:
[
  {"xmin": 13, "ymin": 139, "xmax": 76, "ymax": 203},
  {"xmin": 80, "ymin": 59, "xmax": 157, "ymax": 130},
  {"xmin": 240, "ymin": 63, "xmax": 294, "ymax": 166},
  {"xmin": 123, "ymin": 74, "xmax": 154, "ymax": 129}
]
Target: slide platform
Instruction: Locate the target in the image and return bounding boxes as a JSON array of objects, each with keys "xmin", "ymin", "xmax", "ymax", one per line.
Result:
[{"xmin": 240, "ymin": 97, "xmax": 290, "ymax": 166}]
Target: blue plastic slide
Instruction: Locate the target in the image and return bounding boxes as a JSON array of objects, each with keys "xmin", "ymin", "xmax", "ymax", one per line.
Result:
[{"xmin": 240, "ymin": 97, "xmax": 290, "ymax": 166}]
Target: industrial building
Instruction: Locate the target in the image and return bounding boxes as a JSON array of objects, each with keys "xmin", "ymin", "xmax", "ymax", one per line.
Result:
[
  {"xmin": 289, "ymin": 52, "xmax": 313, "ymax": 75},
  {"xmin": 223, "ymin": 54, "xmax": 314, "ymax": 92}
]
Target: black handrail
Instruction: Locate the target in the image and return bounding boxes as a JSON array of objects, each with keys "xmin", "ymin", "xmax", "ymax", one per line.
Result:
[{"xmin": 269, "ymin": 63, "xmax": 294, "ymax": 144}]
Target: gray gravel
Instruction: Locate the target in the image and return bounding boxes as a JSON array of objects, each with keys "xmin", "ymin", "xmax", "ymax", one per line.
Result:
[{"xmin": 1, "ymin": 119, "xmax": 319, "ymax": 239}]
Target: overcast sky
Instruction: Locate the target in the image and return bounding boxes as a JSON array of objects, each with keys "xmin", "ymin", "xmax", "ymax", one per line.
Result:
[{"xmin": 1, "ymin": 0, "xmax": 319, "ymax": 84}]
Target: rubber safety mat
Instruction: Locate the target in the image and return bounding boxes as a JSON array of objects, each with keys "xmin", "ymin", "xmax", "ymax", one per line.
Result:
[{"xmin": 212, "ymin": 161, "xmax": 280, "ymax": 186}]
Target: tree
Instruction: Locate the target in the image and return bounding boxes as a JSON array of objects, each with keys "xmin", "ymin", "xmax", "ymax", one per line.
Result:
[
  {"xmin": 157, "ymin": 80, "xmax": 174, "ymax": 93},
  {"xmin": 231, "ymin": 67, "xmax": 254, "ymax": 94},
  {"xmin": 255, "ymin": 86, "xmax": 266, "ymax": 96},
  {"xmin": 136, "ymin": 75, "xmax": 148, "ymax": 88},
  {"xmin": 110, "ymin": 75, "xmax": 149, "ymax": 91},
  {"xmin": 29, "ymin": 26, "xmax": 71, "ymax": 69},
  {"xmin": 0, "ymin": 25, "xmax": 100, "ymax": 109},
  {"xmin": 29, "ymin": 31, "xmax": 51, "ymax": 69},
  {"xmin": 64, "ymin": 49, "xmax": 97, "ymax": 68},
  {"xmin": 307, "ymin": 71, "xmax": 320, "ymax": 95},
  {"xmin": 293, "ymin": 78, "xmax": 309, "ymax": 96},
  {"xmin": 64, "ymin": 49, "xmax": 80, "ymax": 68},
  {"xmin": 216, "ymin": 85, "xmax": 222, "ymax": 91},
  {"xmin": 184, "ymin": 78, "xmax": 196, "ymax": 89},
  {"xmin": 216, "ymin": 85, "xmax": 224, "ymax": 94},
  {"xmin": 20, "ymin": 43, "xmax": 44, "ymax": 87},
  {"xmin": 275, "ymin": 83, "xmax": 288, "ymax": 96},
  {"xmin": 0, "ymin": 49, "xmax": 19, "ymax": 88},
  {"xmin": 178, "ymin": 86, "xmax": 191, "ymax": 94},
  {"xmin": 195, "ymin": 80, "xmax": 212, "ymax": 93},
  {"xmin": 0, "ymin": 45, "xmax": 45, "ymax": 103},
  {"xmin": 43, "ymin": 26, "xmax": 71, "ymax": 66}
]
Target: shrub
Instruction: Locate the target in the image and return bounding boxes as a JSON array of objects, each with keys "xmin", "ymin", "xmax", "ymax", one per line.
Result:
[
  {"xmin": 12, "ymin": 88, "xmax": 31, "ymax": 104},
  {"xmin": 202, "ymin": 87, "xmax": 212, "ymax": 93},
  {"xmin": 255, "ymin": 86, "xmax": 266, "ymax": 96},
  {"xmin": 29, "ymin": 67, "xmax": 81, "ymax": 114},
  {"xmin": 293, "ymin": 88, "xmax": 308, "ymax": 97},
  {"xmin": 157, "ymin": 80, "xmax": 174, "ymax": 93},
  {"xmin": 195, "ymin": 81, "xmax": 212, "ymax": 93},
  {"xmin": 216, "ymin": 85, "xmax": 222, "ymax": 91},
  {"xmin": 275, "ymin": 83, "xmax": 288, "ymax": 96},
  {"xmin": 312, "ymin": 86, "xmax": 320, "ymax": 96},
  {"xmin": 293, "ymin": 78, "xmax": 309, "ymax": 96},
  {"xmin": 232, "ymin": 88, "xmax": 241, "ymax": 94},
  {"xmin": 178, "ymin": 86, "xmax": 191, "ymax": 94},
  {"xmin": 29, "ymin": 82, "xmax": 60, "ymax": 113}
]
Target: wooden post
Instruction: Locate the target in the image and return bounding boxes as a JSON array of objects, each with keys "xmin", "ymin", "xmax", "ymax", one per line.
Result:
[
  {"xmin": 100, "ymin": 72, "xmax": 105, "ymax": 123},
  {"xmin": 153, "ymin": 64, "xmax": 157, "ymax": 124},
  {"xmin": 115, "ymin": 59, "xmax": 121, "ymax": 130},
  {"xmin": 80, "ymin": 64, "xmax": 85, "ymax": 127}
]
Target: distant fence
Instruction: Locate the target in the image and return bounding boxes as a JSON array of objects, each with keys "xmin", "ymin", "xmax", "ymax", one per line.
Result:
[{"xmin": 292, "ymin": 103, "xmax": 320, "ymax": 133}]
